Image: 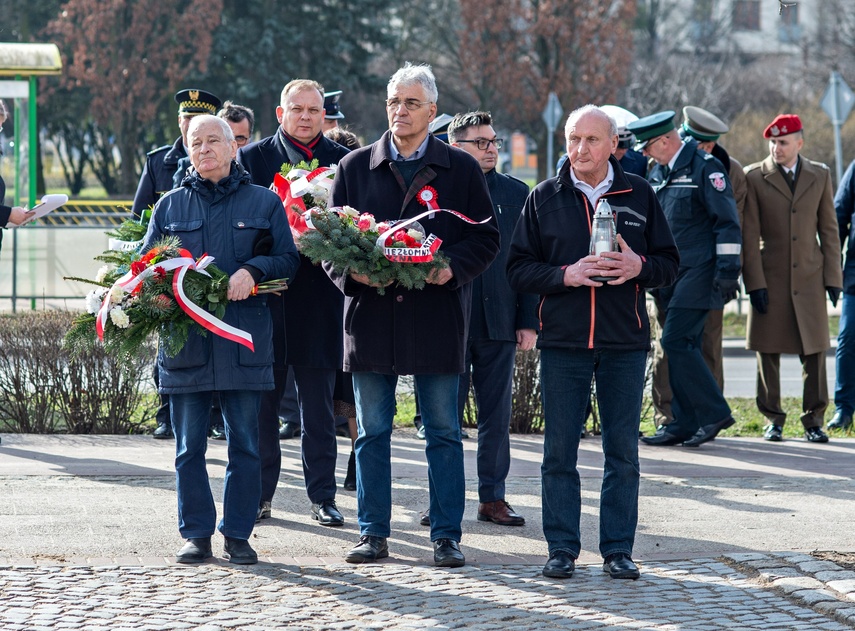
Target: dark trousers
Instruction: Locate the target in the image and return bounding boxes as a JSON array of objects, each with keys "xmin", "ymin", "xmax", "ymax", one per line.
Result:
[
  {"xmin": 154, "ymin": 365, "xmax": 170, "ymax": 427},
  {"xmin": 258, "ymin": 367, "xmax": 287, "ymax": 502},
  {"xmin": 661, "ymin": 307, "xmax": 731, "ymax": 437},
  {"xmin": 457, "ymin": 338, "xmax": 516, "ymax": 503},
  {"xmin": 293, "ymin": 365, "xmax": 338, "ymax": 503},
  {"xmin": 651, "ymin": 306, "xmax": 724, "ymax": 425},
  {"xmin": 757, "ymin": 351, "xmax": 827, "ymax": 429}
]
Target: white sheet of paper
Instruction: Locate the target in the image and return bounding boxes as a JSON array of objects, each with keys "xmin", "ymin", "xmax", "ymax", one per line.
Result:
[{"xmin": 12, "ymin": 194, "xmax": 69, "ymax": 225}]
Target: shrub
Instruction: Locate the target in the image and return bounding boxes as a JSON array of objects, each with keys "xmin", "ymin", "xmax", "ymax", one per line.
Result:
[{"xmin": 0, "ymin": 311, "xmax": 156, "ymax": 434}]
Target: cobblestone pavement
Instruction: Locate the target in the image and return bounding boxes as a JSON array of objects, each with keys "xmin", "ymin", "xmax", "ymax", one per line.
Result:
[
  {"xmin": 4, "ymin": 435, "xmax": 855, "ymax": 629},
  {"xmin": 3, "ymin": 554, "xmax": 855, "ymax": 630}
]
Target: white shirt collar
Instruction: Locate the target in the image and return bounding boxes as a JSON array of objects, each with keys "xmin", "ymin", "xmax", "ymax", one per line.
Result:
[
  {"xmin": 570, "ymin": 162, "xmax": 615, "ymax": 207},
  {"xmin": 668, "ymin": 142, "xmax": 686, "ymax": 172}
]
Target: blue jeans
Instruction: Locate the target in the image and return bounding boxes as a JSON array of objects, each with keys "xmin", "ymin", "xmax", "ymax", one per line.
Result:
[
  {"xmin": 353, "ymin": 372, "xmax": 464, "ymax": 541},
  {"xmin": 457, "ymin": 339, "xmax": 516, "ymax": 503},
  {"xmin": 662, "ymin": 307, "xmax": 731, "ymax": 435},
  {"xmin": 836, "ymin": 292, "xmax": 855, "ymax": 415},
  {"xmin": 171, "ymin": 390, "xmax": 261, "ymax": 540},
  {"xmin": 540, "ymin": 348, "xmax": 646, "ymax": 559}
]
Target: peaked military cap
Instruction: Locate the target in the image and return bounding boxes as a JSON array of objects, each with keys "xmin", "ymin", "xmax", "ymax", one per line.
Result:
[
  {"xmin": 429, "ymin": 113, "xmax": 454, "ymax": 143},
  {"xmin": 601, "ymin": 105, "xmax": 639, "ymax": 150},
  {"xmin": 626, "ymin": 110, "xmax": 676, "ymax": 150},
  {"xmin": 324, "ymin": 90, "xmax": 345, "ymax": 119},
  {"xmin": 174, "ymin": 89, "xmax": 222, "ymax": 116},
  {"xmin": 682, "ymin": 106, "xmax": 729, "ymax": 142}
]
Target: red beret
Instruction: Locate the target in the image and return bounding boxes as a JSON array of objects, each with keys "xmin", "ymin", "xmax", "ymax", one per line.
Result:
[{"xmin": 764, "ymin": 114, "xmax": 802, "ymax": 139}]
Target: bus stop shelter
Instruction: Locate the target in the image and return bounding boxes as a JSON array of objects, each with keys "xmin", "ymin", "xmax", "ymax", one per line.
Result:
[{"xmin": 0, "ymin": 42, "xmax": 62, "ymax": 310}]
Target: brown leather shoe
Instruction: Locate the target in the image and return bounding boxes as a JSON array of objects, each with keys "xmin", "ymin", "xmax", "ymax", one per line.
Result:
[{"xmin": 477, "ymin": 500, "xmax": 525, "ymax": 526}]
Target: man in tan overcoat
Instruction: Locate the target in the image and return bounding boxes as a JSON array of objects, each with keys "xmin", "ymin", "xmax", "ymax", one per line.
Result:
[{"xmin": 742, "ymin": 114, "xmax": 843, "ymax": 443}]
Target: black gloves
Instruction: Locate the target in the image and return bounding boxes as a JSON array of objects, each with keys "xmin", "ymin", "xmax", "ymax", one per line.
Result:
[
  {"xmin": 828, "ymin": 287, "xmax": 842, "ymax": 307},
  {"xmin": 749, "ymin": 288, "xmax": 769, "ymax": 314},
  {"xmin": 714, "ymin": 277, "xmax": 740, "ymax": 304}
]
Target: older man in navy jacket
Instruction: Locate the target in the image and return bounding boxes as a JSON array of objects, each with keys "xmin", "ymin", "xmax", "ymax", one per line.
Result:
[
  {"xmin": 143, "ymin": 115, "xmax": 299, "ymax": 565},
  {"xmin": 329, "ymin": 63, "xmax": 500, "ymax": 568}
]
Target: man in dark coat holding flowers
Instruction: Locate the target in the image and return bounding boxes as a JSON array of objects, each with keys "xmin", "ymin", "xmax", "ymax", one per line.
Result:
[
  {"xmin": 329, "ymin": 62, "xmax": 500, "ymax": 568},
  {"xmin": 237, "ymin": 79, "xmax": 350, "ymax": 528},
  {"xmin": 142, "ymin": 115, "xmax": 299, "ymax": 565}
]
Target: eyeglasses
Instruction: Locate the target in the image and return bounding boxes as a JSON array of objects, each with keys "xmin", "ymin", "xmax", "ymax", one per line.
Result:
[
  {"xmin": 386, "ymin": 98, "xmax": 433, "ymax": 111},
  {"xmin": 458, "ymin": 138, "xmax": 504, "ymax": 151},
  {"xmin": 234, "ymin": 135, "xmax": 249, "ymax": 146},
  {"xmin": 643, "ymin": 136, "xmax": 665, "ymax": 151}
]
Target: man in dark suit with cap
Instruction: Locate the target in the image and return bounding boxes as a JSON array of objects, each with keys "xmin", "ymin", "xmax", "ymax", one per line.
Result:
[
  {"xmin": 650, "ymin": 106, "xmax": 748, "ymax": 430},
  {"xmin": 132, "ymin": 88, "xmax": 221, "ymax": 440},
  {"xmin": 627, "ymin": 110, "xmax": 741, "ymax": 448},
  {"xmin": 322, "ymin": 90, "xmax": 345, "ymax": 132},
  {"xmin": 237, "ymin": 79, "xmax": 350, "ymax": 527}
]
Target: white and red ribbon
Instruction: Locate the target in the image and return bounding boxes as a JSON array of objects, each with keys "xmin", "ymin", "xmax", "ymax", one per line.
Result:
[{"xmin": 96, "ymin": 256, "xmax": 254, "ymax": 352}]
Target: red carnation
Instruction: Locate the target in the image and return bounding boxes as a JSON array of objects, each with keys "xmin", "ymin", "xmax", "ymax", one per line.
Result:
[
  {"xmin": 153, "ymin": 266, "xmax": 167, "ymax": 281},
  {"xmin": 403, "ymin": 234, "xmax": 418, "ymax": 248},
  {"xmin": 131, "ymin": 261, "xmax": 147, "ymax": 276}
]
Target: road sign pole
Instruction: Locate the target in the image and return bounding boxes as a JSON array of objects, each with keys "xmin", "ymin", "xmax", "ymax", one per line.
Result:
[
  {"xmin": 542, "ymin": 92, "xmax": 564, "ymax": 181},
  {"xmin": 821, "ymin": 70, "xmax": 855, "ymax": 185}
]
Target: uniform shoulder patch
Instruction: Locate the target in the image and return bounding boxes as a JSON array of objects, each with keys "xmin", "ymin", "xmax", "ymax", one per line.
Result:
[
  {"xmin": 708, "ymin": 172, "xmax": 727, "ymax": 192},
  {"xmin": 146, "ymin": 145, "xmax": 170, "ymax": 157},
  {"xmin": 810, "ymin": 160, "xmax": 830, "ymax": 171},
  {"xmin": 702, "ymin": 152, "xmax": 714, "ymax": 161},
  {"xmin": 744, "ymin": 162, "xmax": 762, "ymax": 173}
]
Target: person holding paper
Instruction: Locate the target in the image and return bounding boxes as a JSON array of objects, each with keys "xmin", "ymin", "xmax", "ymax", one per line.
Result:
[{"xmin": 0, "ymin": 99, "xmax": 34, "ymax": 254}]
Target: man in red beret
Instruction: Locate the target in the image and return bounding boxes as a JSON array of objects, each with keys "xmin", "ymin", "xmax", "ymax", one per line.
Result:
[{"xmin": 742, "ymin": 114, "xmax": 842, "ymax": 443}]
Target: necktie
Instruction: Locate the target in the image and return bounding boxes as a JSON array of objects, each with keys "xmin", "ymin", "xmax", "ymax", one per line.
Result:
[
  {"xmin": 661, "ymin": 165, "xmax": 670, "ymax": 180},
  {"xmin": 785, "ymin": 169, "xmax": 795, "ymax": 192}
]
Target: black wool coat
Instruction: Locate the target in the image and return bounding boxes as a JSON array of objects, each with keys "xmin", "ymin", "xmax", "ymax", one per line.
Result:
[
  {"xmin": 237, "ymin": 131, "xmax": 350, "ymax": 369},
  {"xmin": 329, "ymin": 131, "xmax": 500, "ymax": 375}
]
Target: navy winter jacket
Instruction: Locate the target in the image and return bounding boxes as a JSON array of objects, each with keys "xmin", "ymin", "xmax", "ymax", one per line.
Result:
[{"xmin": 142, "ymin": 163, "xmax": 300, "ymax": 393}]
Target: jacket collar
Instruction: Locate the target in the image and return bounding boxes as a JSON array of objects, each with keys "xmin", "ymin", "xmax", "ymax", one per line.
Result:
[
  {"xmin": 369, "ymin": 131, "xmax": 452, "ymax": 171},
  {"xmin": 759, "ymin": 154, "xmax": 816, "ymax": 201},
  {"xmin": 164, "ymin": 137, "xmax": 186, "ymax": 166},
  {"xmin": 558, "ymin": 154, "xmax": 632, "ymax": 196}
]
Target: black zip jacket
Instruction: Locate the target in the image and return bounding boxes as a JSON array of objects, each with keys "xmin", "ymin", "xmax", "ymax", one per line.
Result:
[{"xmin": 507, "ymin": 155, "xmax": 679, "ymax": 351}]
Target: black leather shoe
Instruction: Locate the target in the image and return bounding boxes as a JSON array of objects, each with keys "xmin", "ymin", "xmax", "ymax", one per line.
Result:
[
  {"xmin": 828, "ymin": 411, "xmax": 852, "ymax": 431},
  {"xmin": 279, "ymin": 421, "xmax": 300, "ymax": 439},
  {"xmin": 805, "ymin": 426, "xmax": 829, "ymax": 443},
  {"xmin": 603, "ymin": 553, "xmax": 640, "ymax": 579},
  {"xmin": 223, "ymin": 537, "xmax": 258, "ymax": 565},
  {"xmin": 343, "ymin": 451, "xmax": 356, "ymax": 491},
  {"xmin": 176, "ymin": 537, "xmax": 212, "ymax": 564},
  {"xmin": 433, "ymin": 539, "xmax": 465, "ymax": 568},
  {"xmin": 640, "ymin": 429, "xmax": 691, "ymax": 446},
  {"xmin": 764, "ymin": 424, "xmax": 784, "ymax": 442},
  {"xmin": 153, "ymin": 422, "xmax": 174, "ymax": 439},
  {"xmin": 256, "ymin": 501, "xmax": 271, "ymax": 523},
  {"xmin": 542, "ymin": 551, "xmax": 575, "ymax": 578},
  {"xmin": 419, "ymin": 508, "xmax": 430, "ymax": 527},
  {"xmin": 209, "ymin": 425, "xmax": 226, "ymax": 440},
  {"xmin": 346, "ymin": 535, "xmax": 388, "ymax": 563},
  {"xmin": 683, "ymin": 416, "xmax": 735, "ymax": 448},
  {"xmin": 312, "ymin": 500, "xmax": 344, "ymax": 526}
]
